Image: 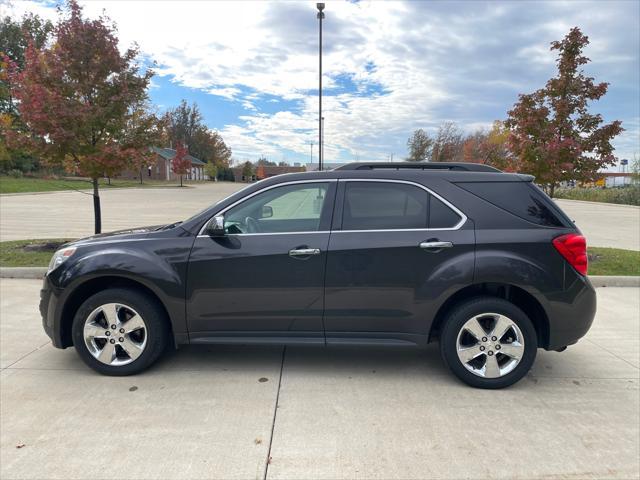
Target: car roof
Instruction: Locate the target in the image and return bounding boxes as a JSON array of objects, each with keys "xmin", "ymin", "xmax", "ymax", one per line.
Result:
[{"xmin": 254, "ymin": 168, "xmax": 531, "ymax": 185}]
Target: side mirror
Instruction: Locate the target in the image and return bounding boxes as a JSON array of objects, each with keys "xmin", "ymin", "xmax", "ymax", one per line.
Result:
[
  {"xmin": 261, "ymin": 205, "xmax": 273, "ymax": 219},
  {"xmin": 206, "ymin": 215, "xmax": 226, "ymax": 236}
]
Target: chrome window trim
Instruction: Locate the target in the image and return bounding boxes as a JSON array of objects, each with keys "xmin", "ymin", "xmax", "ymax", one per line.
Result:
[
  {"xmin": 338, "ymin": 178, "xmax": 467, "ymax": 232},
  {"xmin": 197, "ymin": 179, "xmax": 337, "ymax": 236},
  {"xmin": 197, "ymin": 177, "xmax": 467, "ymax": 237}
]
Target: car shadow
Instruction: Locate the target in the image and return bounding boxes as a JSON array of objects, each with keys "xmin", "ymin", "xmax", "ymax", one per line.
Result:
[{"xmin": 159, "ymin": 342, "xmax": 451, "ymax": 379}]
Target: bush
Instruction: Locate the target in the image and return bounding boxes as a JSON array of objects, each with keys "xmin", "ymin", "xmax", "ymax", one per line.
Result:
[
  {"xmin": 216, "ymin": 166, "xmax": 235, "ymax": 182},
  {"xmin": 9, "ymin": 169, "xmax": 23, "ymax": 178},
  {"xmin": 554, "ymin": 186, "xmax": 640, "ymax": 206}
]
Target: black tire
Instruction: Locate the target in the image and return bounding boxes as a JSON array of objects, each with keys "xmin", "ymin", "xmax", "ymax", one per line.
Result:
[
  {"xmin": 72, "ymin": 288, "xmax": 169, "ymax": 376},
  {"xmin": 439, "ymin": 296, "xmax": 537, "ymax": 389}
]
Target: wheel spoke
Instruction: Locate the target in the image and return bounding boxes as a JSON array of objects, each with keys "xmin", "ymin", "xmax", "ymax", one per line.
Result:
[
  {"xmin": 84, "ymin": 323, "xmax": 106, "ymax": 339},
  {"xmin": 120, "ymin": 337, "xmax": 143, "ymax": 361},
  {"xmin": 123, "ymin": 313, "xmax": 145, "ymax": 334},
  {"xmin": 499, "ymin": 342, "xmax": 524, "ymax": 360},
  {"xmin": 490, "ymin": 315, "xmax": 512, "ymax": 340},
  {"xmin": 458, "ymin": 345, "xmax": 484, "ymax": 363},
  {"xmin": 464, "ymin": 317, "xmax": 487, "ymax": 342},
  {"xmin": 97, "ymin": 341, "xmax": 116, "ymax": 364},
  {"xmin": 483, "ymin": 354, "xmax": 501, "ymax": 378},
  {"xmin": 101, "ymin": 303, "xmax": 121, "ymax": 328}
]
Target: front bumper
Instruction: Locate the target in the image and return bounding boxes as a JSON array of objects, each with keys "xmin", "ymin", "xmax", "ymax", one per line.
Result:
[{"xmin": 39, "ymin": 275, "xmax": 65, "ymax": 348}]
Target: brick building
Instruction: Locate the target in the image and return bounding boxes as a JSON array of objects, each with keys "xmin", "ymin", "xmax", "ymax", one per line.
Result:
[{"xmin": 120, "ymin": 147, "xmax": 207, "ymax": 181}]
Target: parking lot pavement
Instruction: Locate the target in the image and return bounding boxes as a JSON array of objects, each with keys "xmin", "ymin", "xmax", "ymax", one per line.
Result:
[
  {"xmin": 0, "ymin": 182, "xmax": 245, "ymax": 242},
  {"xmin": 1, "ymin": 279, "xmax": 638, "ymax": 480},
  {"xmin": 1, "ymin": 183, "xmax": 638, "ymax": 250},
  {"xmin": 555, "ymin": 199, "xmax": 640, "ymax": 251}
]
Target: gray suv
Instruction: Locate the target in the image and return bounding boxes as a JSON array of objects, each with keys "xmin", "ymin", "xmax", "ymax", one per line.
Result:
[{"xmin": 40, "ymin": 162, "xmax": 596, "ymax": 388}]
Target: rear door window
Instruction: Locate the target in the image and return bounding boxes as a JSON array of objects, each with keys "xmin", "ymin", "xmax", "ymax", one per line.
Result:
[
  {"xmin": 341, "ymin": 181, "xmax": 464, "ymax": 230},
  {"xmin": 342, "ymin": 182, "xmax": 428, "ymax": 230}
]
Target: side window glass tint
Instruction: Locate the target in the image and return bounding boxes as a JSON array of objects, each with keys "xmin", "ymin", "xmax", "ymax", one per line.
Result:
[
  {"xmin": 457, "ymin": 182, "xmax": 565, "ymax": 227},
  {"xmin": 224, "ymin": 183, "xmax": 330, "ymax": 234},
  {"xmin": 343, "ymin": 182, "xmax": 428, "ymax": 230},
  {"xmin": 429, "ymin": 195, "xmax": 463, "ymax": 229}
]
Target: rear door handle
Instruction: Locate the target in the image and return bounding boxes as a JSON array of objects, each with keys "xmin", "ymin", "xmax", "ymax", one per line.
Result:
[
  {"xmin": 419, "ymin": 241, "xmax": 453, "ymax": 251},
  {"xmin": 289, "ymin": 248, "xmax": 321, "ymax": 257}
]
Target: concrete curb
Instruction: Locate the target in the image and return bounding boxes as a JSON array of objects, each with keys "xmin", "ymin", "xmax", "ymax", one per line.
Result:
[
  {"xmin": 0, "ymin": 267, "xmax": 47, "ymax": 279},
  {"xmin": 589, "ymin": 275, "xmax": 640, "ymax": 287},
  {"xmin": 0, "ymin": 267, "xmax": 638, "ymax": 287}
]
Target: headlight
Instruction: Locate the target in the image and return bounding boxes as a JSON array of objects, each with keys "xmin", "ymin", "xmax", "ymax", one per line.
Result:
[{"xmin": 47, "ymin": 247, "xmax": 76, "ymax": 274}]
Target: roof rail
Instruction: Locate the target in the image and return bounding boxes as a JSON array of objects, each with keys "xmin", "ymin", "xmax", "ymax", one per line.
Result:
[{"xmin": 334, "ymin": 162, "xmax": 502, "ymax": 173}]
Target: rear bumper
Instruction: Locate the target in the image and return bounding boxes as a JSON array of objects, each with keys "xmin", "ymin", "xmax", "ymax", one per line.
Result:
[{"xmin": 544, "ymin": 272, "xmax": 597, "ymax": 350}]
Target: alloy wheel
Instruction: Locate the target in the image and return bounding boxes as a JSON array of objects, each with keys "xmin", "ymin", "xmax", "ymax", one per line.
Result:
[
  {"xmin": 83, "ymin": 303, "xmax": 148, "ymax": 366},
  {"xmin": 455, "ymin": 313, "xmax": 525, "ymax": 378}
]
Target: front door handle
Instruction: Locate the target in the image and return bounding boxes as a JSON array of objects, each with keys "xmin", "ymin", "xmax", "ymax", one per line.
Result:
[
  {"xmin": 289, "ymin": 248, "xmax": 321, "ymax": 257},
  {"xmin": 419, "ymin": 241, "xmax": 453, "ymax": 251}
]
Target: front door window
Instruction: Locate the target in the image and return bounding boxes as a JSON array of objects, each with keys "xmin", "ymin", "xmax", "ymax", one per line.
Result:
[{"xmin": 224, "ymin": 182, "xmax": 331, "ymax": 234}]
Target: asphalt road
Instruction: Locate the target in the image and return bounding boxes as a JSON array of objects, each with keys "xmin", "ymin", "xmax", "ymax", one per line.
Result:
[
  {"xmin": 1, "ymin": 183, "xmax": 638, "ymax": 250},
  {"xmin": 1, "ymin": 279, "xmax": 638, "ymax": 479}
]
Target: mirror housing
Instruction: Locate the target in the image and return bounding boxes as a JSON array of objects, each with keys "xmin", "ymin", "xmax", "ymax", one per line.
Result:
[
  {"xmin": 261, "ymin": 205, "xmax": 273, "ymax": 219},
  {"xmin": 206, "ymin": 215, "xmax": 226, "ymax": 236}
]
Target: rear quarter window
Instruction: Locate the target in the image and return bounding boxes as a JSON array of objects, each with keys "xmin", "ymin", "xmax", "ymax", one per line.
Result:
[{"xmin": 456, "ymin": 181, "xmax": 567, "ymax": 227}]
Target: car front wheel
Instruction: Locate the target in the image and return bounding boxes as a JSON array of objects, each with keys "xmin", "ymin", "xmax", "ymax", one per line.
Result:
[
  {"xmin": 71, "ymin": 288, "xmax": 169, "ymax": 376},
  {"xmin": 440, "ymin": 297, "xmax": 537, "ymax": 389}
]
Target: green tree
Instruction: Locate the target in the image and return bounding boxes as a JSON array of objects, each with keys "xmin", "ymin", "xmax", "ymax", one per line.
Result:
[
  {"xmin": 630, "ymin": 155, "xmax": 639, "ymax": 185},
  {"xmin": 0, "ymin": 13, "xmax": 53, "ymax": 173},
  {"xmin": 164, "ymin": 100, "xmax": 232, "ymax": 166},
  {"xmin": 505, "ymin": 27, "xmax": 623, "ymax": 197},
  {"xmin": 256, "ymin": 156, "xmax": 276, "ymax": 166},
  {"xmin": 1, "ymin": 13, "xmax": 53, "ymax": 116},
  {"xmin": 204, "ymin": 161, "xmax": 218, "ymax": 181},
  {"xmin": 406, "ymin": 129, "xmax": 433, "ymax": 162},
  {"xmin": 164, "ymin": 100, "xmax": 202, "ymax": 150},
  {"xmin": 431, "ymin": 122, "xmax": 464, "ymax": 162},
  {"xmin": 3, "ymin": 1, "xmax": 156, "ymax": 233},
  {"xmin": 241, "ymin": 161, "xmax": 254, "ymax": 182}
]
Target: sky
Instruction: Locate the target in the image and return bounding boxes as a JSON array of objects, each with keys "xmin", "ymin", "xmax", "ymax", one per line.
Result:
[{"xmin": 4, "ymin": 0, "xmax": 640, "ymax": 167}]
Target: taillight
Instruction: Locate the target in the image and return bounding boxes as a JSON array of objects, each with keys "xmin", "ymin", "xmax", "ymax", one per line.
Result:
[{"xmin": 553, "ymin": 233, "xmax": 588, "ymax": 276}]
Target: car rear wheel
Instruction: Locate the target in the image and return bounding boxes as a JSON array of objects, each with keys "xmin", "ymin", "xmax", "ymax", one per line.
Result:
[
  {"xmin": 72, "ymin": 288, "xmax": 169, "ymax": 376},
  {"xmin": 440, "ymin": 297, "xmax": 537, "ymax": 389}
]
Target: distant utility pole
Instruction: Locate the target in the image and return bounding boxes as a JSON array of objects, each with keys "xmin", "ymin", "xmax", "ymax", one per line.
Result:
[{"xmin": 317, "ymin": 3, "xmax": 325, "ymax": 171}]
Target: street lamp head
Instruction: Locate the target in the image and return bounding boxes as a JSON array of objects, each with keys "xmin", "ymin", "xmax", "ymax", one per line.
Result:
[{"xmin": 316, "ymin": 3, "xmax": 325, "ymax": 11}]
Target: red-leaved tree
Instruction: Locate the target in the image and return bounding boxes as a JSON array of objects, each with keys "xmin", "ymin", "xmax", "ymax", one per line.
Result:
[
  {"xmin": 3, "ymin": 1, "xmax": 157, "ymax": 233},
  {"xmin": 505, "ymin": 27, "xmax": 623, "ymax": 197},
  {"xmin": 171, "ymin": 143, "xmax": 191, "ymax": 187}
]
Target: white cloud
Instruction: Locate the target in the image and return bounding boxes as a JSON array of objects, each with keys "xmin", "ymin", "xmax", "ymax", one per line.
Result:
[{"xmin": 7, "ymin": 0, "xmax": 639, "ymax": 162}]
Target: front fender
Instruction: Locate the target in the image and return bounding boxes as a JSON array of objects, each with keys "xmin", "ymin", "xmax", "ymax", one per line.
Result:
[{"xmin": 47, "ymin": 238, "xmax": 192, "ymax": 347}]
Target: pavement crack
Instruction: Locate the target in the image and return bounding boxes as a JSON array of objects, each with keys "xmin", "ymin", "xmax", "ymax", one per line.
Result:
[
  {"xmin": 584, "ymin": 338, "xmax": 639, "ymax": 370},
  {"xmin": 1, "ymin": 340, "xmax": 50, "ymax": 370},
  {"xmin": 263, "ymin": 346, "xmax": 286, "ymax": 480}
]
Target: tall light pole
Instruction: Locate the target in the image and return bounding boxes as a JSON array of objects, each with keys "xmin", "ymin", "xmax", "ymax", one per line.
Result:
[
  {"xmin": 310, "ymin": 142, "xmax": 314, "ymax": 168},
  {"xmin": 321, "ymin": 116, "xmax": 325, "ymax": 169},
  {"xmin": 317, "ymin": 3, "xmax": 325, "ymax": 171}
]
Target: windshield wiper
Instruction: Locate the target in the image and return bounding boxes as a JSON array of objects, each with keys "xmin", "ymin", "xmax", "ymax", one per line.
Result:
[{"xmin": 157, "ymin": 221, "xmax": 183, "ymax": 231}]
